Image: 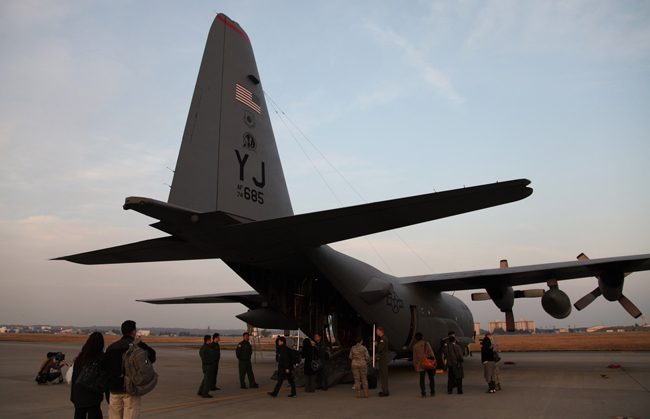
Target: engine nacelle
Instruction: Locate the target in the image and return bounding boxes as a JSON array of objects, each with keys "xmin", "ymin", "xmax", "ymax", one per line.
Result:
[{"xmin": 542, "ymin": 288, "xmax": 572, "ymax": 319}]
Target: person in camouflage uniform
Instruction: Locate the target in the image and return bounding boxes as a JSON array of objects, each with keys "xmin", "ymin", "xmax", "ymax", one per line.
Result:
[{"xmin": 349, "ymin": 336, "xmax": 370, "ymax": 398}]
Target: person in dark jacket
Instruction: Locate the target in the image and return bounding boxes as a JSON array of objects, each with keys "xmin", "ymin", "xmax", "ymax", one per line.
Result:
[
  {"xmin": 300, "ymin": 338, "xmax": 319, "ymax": 392},
  {"xmin": 313, "ymin": 333, "xmax": 329, "ymax": 391},
  {"xmin": 197, "ymin": 335, "xmax": 217, "ymax": 398},
  {"xmin": 444, "ymin": 336, "xmax": 464, "ymax": 394},
  {"xmin": 210, "ymin": 333, "xmax": 221, "ymax": 391},
  {"xmin": 71, "ymin": 332, "xmax": 106, "ymax": 419},
  {"xmin": 481, "ymin": 333, "xmax": 496, "ymax": 393},
  {"xmin": 235, "ymin": 332, "xmax": 258, "ymax": 389},
  {"xmin": 100, "ymin": 320, "xmax": 156, "ymax": 419},
  {"xmin": 375, "ymin": 327, "xmax": 390, "ymax": 397},
  {"xmin": 267, "ymin": 336, "xmax": 297, "ymax": 398}
]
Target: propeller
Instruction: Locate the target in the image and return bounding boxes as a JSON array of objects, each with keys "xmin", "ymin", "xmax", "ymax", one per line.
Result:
[
  {"xmin": 573, "ymin": 253, "xmax": 642, "ymax": 318},
  {"xmin": 470, "ymin": 259, "xmax": 545, "ymax": 332}
]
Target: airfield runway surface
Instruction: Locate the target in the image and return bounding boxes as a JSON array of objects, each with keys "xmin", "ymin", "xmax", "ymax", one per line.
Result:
[{"xmin": 1, "ymin": 341, "xmax": 648, "ymax": 419}]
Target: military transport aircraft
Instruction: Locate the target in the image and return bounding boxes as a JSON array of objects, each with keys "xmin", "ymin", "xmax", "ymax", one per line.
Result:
[{"xmin": 56, "ymin": 14, "xmax": 650, "ymax": 360}]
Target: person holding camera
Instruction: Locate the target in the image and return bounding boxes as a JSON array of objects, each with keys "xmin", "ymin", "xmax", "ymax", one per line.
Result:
[{"xmin": 37, "ymin": 352, "xmax": 68, "ymax": 384}]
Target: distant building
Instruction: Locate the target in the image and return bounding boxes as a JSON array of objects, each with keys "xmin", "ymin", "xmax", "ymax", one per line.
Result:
[
  {"xmin": 137, "ymin": 330, "xmax": 150, "ymax": 337},
  {"xmin": 489, "ymin": 319, "xmax": 507, "ymax": 333},
  {"xmin": 587, "ymin": 325, "xmax": 607, "ymax": 333},
  {"xmin": 488, "ymin": 318, "xmax": 535, "ymax": 333},
  {"xmin": 0, "ymin": 327, "xmax": 6, "ymax": 333},
  {"xmin": 474, "ymin": 323, "xmax": 481, "ymax": 336},
  {"xmin": 515, "ymin": 318, "xmax": 535, "ymax": 332}
]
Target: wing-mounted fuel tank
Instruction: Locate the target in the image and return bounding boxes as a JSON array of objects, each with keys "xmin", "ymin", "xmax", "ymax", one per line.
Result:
[{"xmin": 541, "ymin": 279, "xmax": 572, "ymax": 319}]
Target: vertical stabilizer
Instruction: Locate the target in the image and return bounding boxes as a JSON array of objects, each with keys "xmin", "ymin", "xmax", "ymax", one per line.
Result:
[{"xmin": 169, "ymin": 14, "xmax": 293, "ymax": 221}]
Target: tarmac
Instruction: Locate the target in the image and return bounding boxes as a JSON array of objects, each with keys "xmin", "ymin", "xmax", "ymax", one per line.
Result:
[{"xmin": 1, "ymin": 341, "xmax": 649, "ymax": 419}]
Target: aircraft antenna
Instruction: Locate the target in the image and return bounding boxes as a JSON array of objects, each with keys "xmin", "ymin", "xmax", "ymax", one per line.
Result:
[
  {"xmin": 265, "ymin": 92, "xmax": 437, "ymax": 274},
  {"xmin": 266, "ymin": 93, "xmax": 395, "ymax": 274}
]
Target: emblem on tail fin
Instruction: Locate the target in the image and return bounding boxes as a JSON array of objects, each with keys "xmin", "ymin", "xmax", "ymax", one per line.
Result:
[
  {"xmin": 243, "ymin": 110, "xmax": 256, "ymax": 128},
  {"xmin": 242, "ymin": 133, "xmax": 257, "ymax": 151}
]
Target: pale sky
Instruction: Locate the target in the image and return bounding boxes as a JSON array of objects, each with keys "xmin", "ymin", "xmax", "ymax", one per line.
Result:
[{"xmin": 1, "ymin": 0, "xmax": 649, "ymax": 330}]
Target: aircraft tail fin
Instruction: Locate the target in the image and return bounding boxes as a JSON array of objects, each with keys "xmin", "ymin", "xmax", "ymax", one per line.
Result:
[{"xmin": 168, "ymin": 14, "xmax": 293, "ymax": 221}]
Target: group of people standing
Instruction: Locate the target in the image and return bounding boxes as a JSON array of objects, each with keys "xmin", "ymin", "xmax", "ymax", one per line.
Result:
[
  {"xmin": 348, "ymin": 326, "xmax": 390, "ymax": 398},
  {"xmin": 61, "ymin": 319, "xmax": 156, "ymax": 419},
  {"xmin": 197, "ymin": 333, "xmax": 221, "ymax": 398},
  {"xmin": 268, "ymin": 332, "xmax": 329, "ymax": 397}
]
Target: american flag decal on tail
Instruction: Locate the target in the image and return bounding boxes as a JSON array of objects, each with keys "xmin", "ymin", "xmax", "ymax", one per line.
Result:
[{"xmin": 236, "ymin": 84, "xmax": 261, "ymax": 114}]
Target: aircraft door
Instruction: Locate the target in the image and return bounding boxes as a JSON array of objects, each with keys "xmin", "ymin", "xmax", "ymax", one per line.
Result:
[{"xmin": 403, "ymin": 305, "xmax": 418, "ymax": 349}]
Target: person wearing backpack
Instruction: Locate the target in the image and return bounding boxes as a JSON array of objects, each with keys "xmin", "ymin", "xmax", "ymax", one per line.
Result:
[
  {"xmin": 71, "ymin": 332, "xmax": 106, "ymax": 419},
  {"xmin": 100, "ymin": 320, "xmax": 156, "ymax": 419}
]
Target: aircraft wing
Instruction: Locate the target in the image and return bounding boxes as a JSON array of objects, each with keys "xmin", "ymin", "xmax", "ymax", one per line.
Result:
[
  {"xmin": 399, "ymin": 254, "xmax": 650, "ymax": 292},
  {"xmin": 137, "ymin": 290, "xmax": 264, "ymax": 310}
]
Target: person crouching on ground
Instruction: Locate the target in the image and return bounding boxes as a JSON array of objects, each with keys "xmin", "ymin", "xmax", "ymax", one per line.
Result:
[
  {"xmin": 37, "ymin": 352, "xmax": 68, "ymax": 385},
  {"xmin": 412, "ymin": 332, "xmax": 436, "ymax": 398},
  {"xmin": 349, "ymin": 336, "xmax": 370, "ymax": 398},
  {"xmin": 268, "ymin": 336, "xmax": 297, "ymax": 398},
  {"xmin": 71, "ymin": 332, "xmax": 106, "ymax": 419}
]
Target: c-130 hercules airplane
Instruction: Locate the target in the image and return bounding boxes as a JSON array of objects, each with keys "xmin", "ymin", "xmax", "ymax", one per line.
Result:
[{"xmin": 57, "ymin": 14, "xmax": 649, "ymax": 359}]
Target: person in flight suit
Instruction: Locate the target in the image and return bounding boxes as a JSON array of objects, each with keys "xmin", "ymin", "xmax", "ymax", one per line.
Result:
[
  {"xmin": 210, "ymin": 333, "xmax": 221, "ymax": 391},
  {"xmin": 375, "ymin": 327, "xmax": 389, "ymax": 397},
  {"xmin": 314, "ymin": 333, "xmax": 329, "ymax": 391},
  {"xmin": 235, "ymin": 332, "xmax": 258, "ymax": 389},
  {"xmin": 197, "ymin": 335, "xmax": 217, "ymax": 398}
]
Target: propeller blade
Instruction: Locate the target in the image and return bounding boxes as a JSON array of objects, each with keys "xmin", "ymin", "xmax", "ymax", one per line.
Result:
[
  {"xmin": 514, "ymin": 289, "xmax": 545, "ymax": 298},
  {"xmin": 471, "ymin": 293, "xmax": 492, "ymax": 301},
  {"xmin": 573, "ymin": 287, "xmax": 602, "ymax": 311},
  {"xmin": 505, "ymin": 311, "xmax": 515, "ymax": 332},
  {"xmin": 619, "ymin": 295, "xmax": 642, "ymax": 318}
]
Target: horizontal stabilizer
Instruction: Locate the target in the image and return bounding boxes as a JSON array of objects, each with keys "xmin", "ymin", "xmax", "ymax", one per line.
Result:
[
  {"xmin": 137, "ymin": 291, "xmax": 264, "ymax": 310},
  {"xmin": 56, "ymin": 179, "xmax": 533, "ymax": 266},
  {"xmin": 52, "ymin": 236, "xmax": 219, "ymax": 265}
]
